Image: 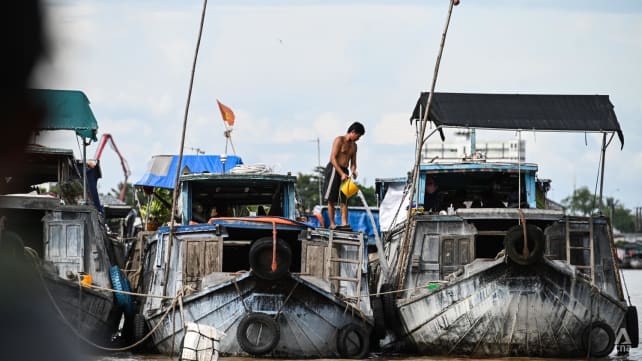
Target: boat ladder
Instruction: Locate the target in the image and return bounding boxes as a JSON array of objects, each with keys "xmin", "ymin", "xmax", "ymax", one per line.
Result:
[
  {"xmin": 565, "ymin": 216, "xmax": 595, "ymax": 285},
  {"xmin": 326, "ymin": 230, "xmax": 365, "ymax": 308}
]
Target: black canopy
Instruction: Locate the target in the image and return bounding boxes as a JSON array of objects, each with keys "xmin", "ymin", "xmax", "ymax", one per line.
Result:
[{"xmin": 411, "ymin": 92, "xmax": 623, "ymax": 147}]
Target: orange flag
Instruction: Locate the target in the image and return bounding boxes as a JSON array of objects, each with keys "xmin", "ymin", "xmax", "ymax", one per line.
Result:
[{"xmin": 216, "ymin": 99, "xmax": 235, "ymax": 126}]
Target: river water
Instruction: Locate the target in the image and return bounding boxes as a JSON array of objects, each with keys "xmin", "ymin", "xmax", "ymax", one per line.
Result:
[{"xmin": 89, "ymin": 270, "xmax": 642, "ymax": 361}]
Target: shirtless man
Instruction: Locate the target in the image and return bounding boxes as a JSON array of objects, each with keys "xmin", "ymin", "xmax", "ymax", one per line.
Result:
[{"xmin": 322, "ymin": 122, "xmax": 365, "ymax": 229}]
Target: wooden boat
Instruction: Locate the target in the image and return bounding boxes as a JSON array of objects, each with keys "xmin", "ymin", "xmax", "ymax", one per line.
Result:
[
  {"xmin": 0, "ymin": 90, "xmax": 134, "ymax": 345},
  {"xmin": 372, "ymin": 92, "xmax": 639, "ymax": 358},
  {"xmin": 135, "ymin": 167, "xmax": 373, "ymax": 358}
]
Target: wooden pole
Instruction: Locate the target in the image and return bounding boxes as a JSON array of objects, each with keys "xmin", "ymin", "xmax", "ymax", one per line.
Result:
[
  {"xmin": 163, "ymin": 0, "xmax": 209, "ymax": 297},
  {"xmin": 396, "ymin": 0, "xmax": 459, "ymax": 291}
]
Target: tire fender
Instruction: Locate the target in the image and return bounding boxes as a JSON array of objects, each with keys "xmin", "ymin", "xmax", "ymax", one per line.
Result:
[
  {"xmin": 249, "ymin": 236, "xmax": 292, "ymax": 280},
  {"xmin": 503, "ymin": 224, "xmax": 546, "ymax": 266},
  {"xmin": 582, "ymin": 320, "xmax": 615, "ymax": 357},
  {"xmin": 236, "ymin": 312, "xmax": 280, "ymax": 356},
  {"xmin": 336, "ymin": 323, "xmax": 370, "ymax": 359},
  {"xmin": 626, "ymin": 305, "xmax": 639, "ymax": 348}
]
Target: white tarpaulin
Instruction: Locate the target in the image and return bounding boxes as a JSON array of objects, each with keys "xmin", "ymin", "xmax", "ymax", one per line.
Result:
[{"xmin": 379, "ymin": 183, "xmax": 410, "ymax": 232}]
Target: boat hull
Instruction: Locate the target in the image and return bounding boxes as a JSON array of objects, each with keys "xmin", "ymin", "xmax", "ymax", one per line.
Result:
[
  {"xmin": 387, "ymin": 259, "xmax": 627, "ymax": 357},
  {"xmin": 42, "ymin": 273, "xmax": 120, "ymax": 344},
  {"xmin": 146, "ymin": 273, "xmax": 372, "ymax": 358}
]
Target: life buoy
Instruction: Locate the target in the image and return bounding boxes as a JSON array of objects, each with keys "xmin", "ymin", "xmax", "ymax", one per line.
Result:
[
  {"xmin": 249, "ymin": 237, "xmax": 292, "ymax": 280},
  {"xmin": 626, "ymin": 305, "xmax": 639, "ymax": 348},
  {"xmin": 336, "ymin": 323, "xmax": 370, "ymax": 359},
  {"xmin": 236, "ymin": 312, "xmax": 280, "ymax": 356},
  {"xmin": 582, "ymin": 321, "xmax": 615, "ymax": 358},
  {"xmin": 370, "ymin": 295, "xmax": 386, "ymax": 341},
  {"xmin": 503, "ymin": 224, "xmax": 546, "ymax": 266},
  {"xmin": 109, "ymin": 265, "xmax": 136, "ymax": 316}
]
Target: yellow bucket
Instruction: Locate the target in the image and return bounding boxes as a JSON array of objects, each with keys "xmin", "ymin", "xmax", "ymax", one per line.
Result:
[{"xmin": 340, "ymin": 178, "xmax": 359, "ymax": 198}]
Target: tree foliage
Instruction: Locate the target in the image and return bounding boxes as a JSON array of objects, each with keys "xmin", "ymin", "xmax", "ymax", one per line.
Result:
[{"xmin": 561, "ymin": 186, "xmax": 635, "ymax": 232}]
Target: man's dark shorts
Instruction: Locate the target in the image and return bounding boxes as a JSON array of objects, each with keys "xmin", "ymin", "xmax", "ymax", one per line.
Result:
[{"xmin": 322, "ymin": 162, "xmax": 348, "ymax": 204}]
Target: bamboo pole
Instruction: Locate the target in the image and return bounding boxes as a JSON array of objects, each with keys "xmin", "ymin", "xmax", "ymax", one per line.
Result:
[
  {"xmin": 162, "ymin": 0, "xmax": 209, "ymax": 297},
  {"xmin": 395, "ymin": 0, "xmax": 459, "ymax": 291}
]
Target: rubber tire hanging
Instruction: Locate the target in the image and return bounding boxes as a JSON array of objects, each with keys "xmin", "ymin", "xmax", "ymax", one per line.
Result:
[
  {"xmin": 236, "ymin": 312, "xmax": 280, "ymax": 356},
  {"xmin": 503, "ymin": 224, "xmax": 546, "ymax": 266},
  {"xmin": 626, "ymin": 305, "xmax": 639, "ymax": 348},
  {"xmin": 582, "ymin": 321, "xmax": 615, "ymax": 358},
  {"xmin": 336, "ymin": 323, "xmax": 370, "ymax": 359},
  {"xmin": 249, "ymin": 236, "xmax": 292, "ymax": 280}
]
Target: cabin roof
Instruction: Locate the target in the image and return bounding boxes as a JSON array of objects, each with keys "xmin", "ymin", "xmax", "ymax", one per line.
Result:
[
  {"xmin": 31, "ymin": 89, "xmax": 99, "ymax": 142},
  {"xmin": 410, "ymin": 92, "xmax": 623, "ymax": 147},
  {"xmin": 419, "ymin": 162, "xmax": 538, "ymax": 174},
  {"xmin": 181, "ymin": 172, "xmax": 296, "ymax": 184}
]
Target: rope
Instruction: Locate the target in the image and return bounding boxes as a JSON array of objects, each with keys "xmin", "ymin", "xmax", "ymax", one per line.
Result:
[
  {"xmin": 83, "ymin": 282, "xmax": 174, "ymax": 299},
  {"xmin": 272, "ymin": 221, "xmax": 278, "ymax": 272},
  {"xmin": 229, "ymin": 164, "xmax": 272, "ymax": 174},
  {"xmin": 518, "ymin": 209, "xmax": 530, "ymax": 258},
  {"xmin": 34, "ymin": 258, "xmax": 188, "ymax": 352}
]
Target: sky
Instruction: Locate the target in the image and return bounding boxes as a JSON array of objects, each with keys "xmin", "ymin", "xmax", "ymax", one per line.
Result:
[{"xmin": 33, "ymin": 0, "xmax": 642, "ymax": 210}]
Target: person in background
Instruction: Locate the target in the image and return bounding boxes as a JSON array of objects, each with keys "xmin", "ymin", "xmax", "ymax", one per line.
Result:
[
  {"xmin": 424, "ymin": 176, "xmax": 443, "ymax": 213},
  {"xmin": 322, "ymin": 122, "xmax": 365, "ymax": 229}
]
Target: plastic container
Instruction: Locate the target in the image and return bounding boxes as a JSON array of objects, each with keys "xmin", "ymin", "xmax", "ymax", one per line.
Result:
[{"xmin": 340, "ymin": 178, "xmax": 359, "ymax": 198}]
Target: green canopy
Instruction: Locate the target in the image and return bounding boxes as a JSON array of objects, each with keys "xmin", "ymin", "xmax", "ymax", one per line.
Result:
[{"xmin": 31, "ymin": 89, "xmax": 98, "ymax": 142}]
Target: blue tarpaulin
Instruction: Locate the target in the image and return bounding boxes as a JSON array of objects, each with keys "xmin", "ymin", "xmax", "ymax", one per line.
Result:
[
  {"xmin": 307, "ymin": 206, "xmax": 380, "ymax": 245},
  {"xmin": 134, "ymin": 155, "xmax": 243, "ymax": 189}
]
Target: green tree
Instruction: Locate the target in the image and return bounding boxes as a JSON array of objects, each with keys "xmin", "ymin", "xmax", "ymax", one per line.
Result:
[
  {"xmin": 561, "ymin": 187, "xmax": 596, "ymax": 216},
  {"xmin": 108, "ymin": 182, "xmax": 137, "ymax": 206},
  {"xmin": 603, "ymin": 197, "xmax": 635, "ymax": 232},
  {"xmin": 561, "ymin": 186, "xmax": 635, "ymax": 232}
]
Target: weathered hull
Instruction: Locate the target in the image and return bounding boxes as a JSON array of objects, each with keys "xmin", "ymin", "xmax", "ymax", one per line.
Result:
[
  {"xmin": 387, "ymin": 259, "xmax": 627, "ymax": 357},
  {"xmin": 147, "ymin": 273, "xmax": 372, "ymax": 357},
  {"xmin": 43, "ymin": 273, "xmax": 120, "ymax": 343}
]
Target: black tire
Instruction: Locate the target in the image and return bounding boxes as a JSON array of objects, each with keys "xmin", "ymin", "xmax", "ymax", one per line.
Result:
[
  {"xmin": 336, "ymin": 323, "xmax": 370, "ymax": 359},
  {"xmin": 249, "ymin": 237, "xmax": 292, "ymax": 280},
  {"xmin": 370, "ymin": 296, "xmax": 386, "ymax": 341},
  {"xmin": 582, "ymin": 321, "xmax": 616, "ymax": 358},
  {"xmin": 380, "ymin": 283, "xmax": 400, "ymax": 328},
  {"xmin": 134, "ymin": 313, "xmax": 147, "ymax": 342},
  {"xmin": 236, "ymin": 312, "xmax": 280, "ymax": 356},
  {"xmin": 503, "ymin": 224, "xmax": 546, "ymax": 266},
  {"xmin": 627, "ymin": 305, "xmax": 639, "ymax": 348}
]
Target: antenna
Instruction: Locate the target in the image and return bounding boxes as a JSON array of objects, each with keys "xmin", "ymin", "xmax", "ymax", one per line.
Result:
[{"xmin": 186, "ymin": 146, "xmax": 205, "ymax": 155}]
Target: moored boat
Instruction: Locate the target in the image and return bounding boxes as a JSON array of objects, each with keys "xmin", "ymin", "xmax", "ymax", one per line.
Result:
[
  {"xmin": 134, "ymin": 162, "xmax": 374, "ymax": 358},
  {"xmin": 372, "ymin": 92, "xmax": 639, "ymax": 358},
  {"xmin": 0, "ymin": 90, "xmax": 127, "ymax": 345}
]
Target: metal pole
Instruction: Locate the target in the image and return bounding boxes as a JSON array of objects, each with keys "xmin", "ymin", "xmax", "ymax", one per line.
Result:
[
  {"xmin": 317, "ymin": 137, "xmax": 322, "ymax": 204},
  {"xmin": 598, "ymin": 132, "xmax": 607, "ymax": 208},
  {"xmin": 82, "ymin": 138, "xmax": 87, "ymax": 205}
]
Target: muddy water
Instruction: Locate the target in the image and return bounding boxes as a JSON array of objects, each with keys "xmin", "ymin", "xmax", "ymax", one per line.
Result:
[{"xmin": 93, "ymin": 270, "xmax": 642, "ymax": 361}]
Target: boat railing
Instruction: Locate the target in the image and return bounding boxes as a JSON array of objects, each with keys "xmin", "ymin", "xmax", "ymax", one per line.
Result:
[{"xmin": 299, "ymin": 228, "xmax": 366, "ymax": 308}]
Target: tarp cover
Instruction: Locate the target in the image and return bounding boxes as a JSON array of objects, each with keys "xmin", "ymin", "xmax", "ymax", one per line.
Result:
[
  {"xmin": 411, "ymin": 92, "xmax": 623, "ymax": 147},
  {"xmin": 31, "ymin": 89, "xmax": 98, "ymax": 141},
  {"xmin": 134, "ymin": 155, "xmax": 243, "ymax": 189}
]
